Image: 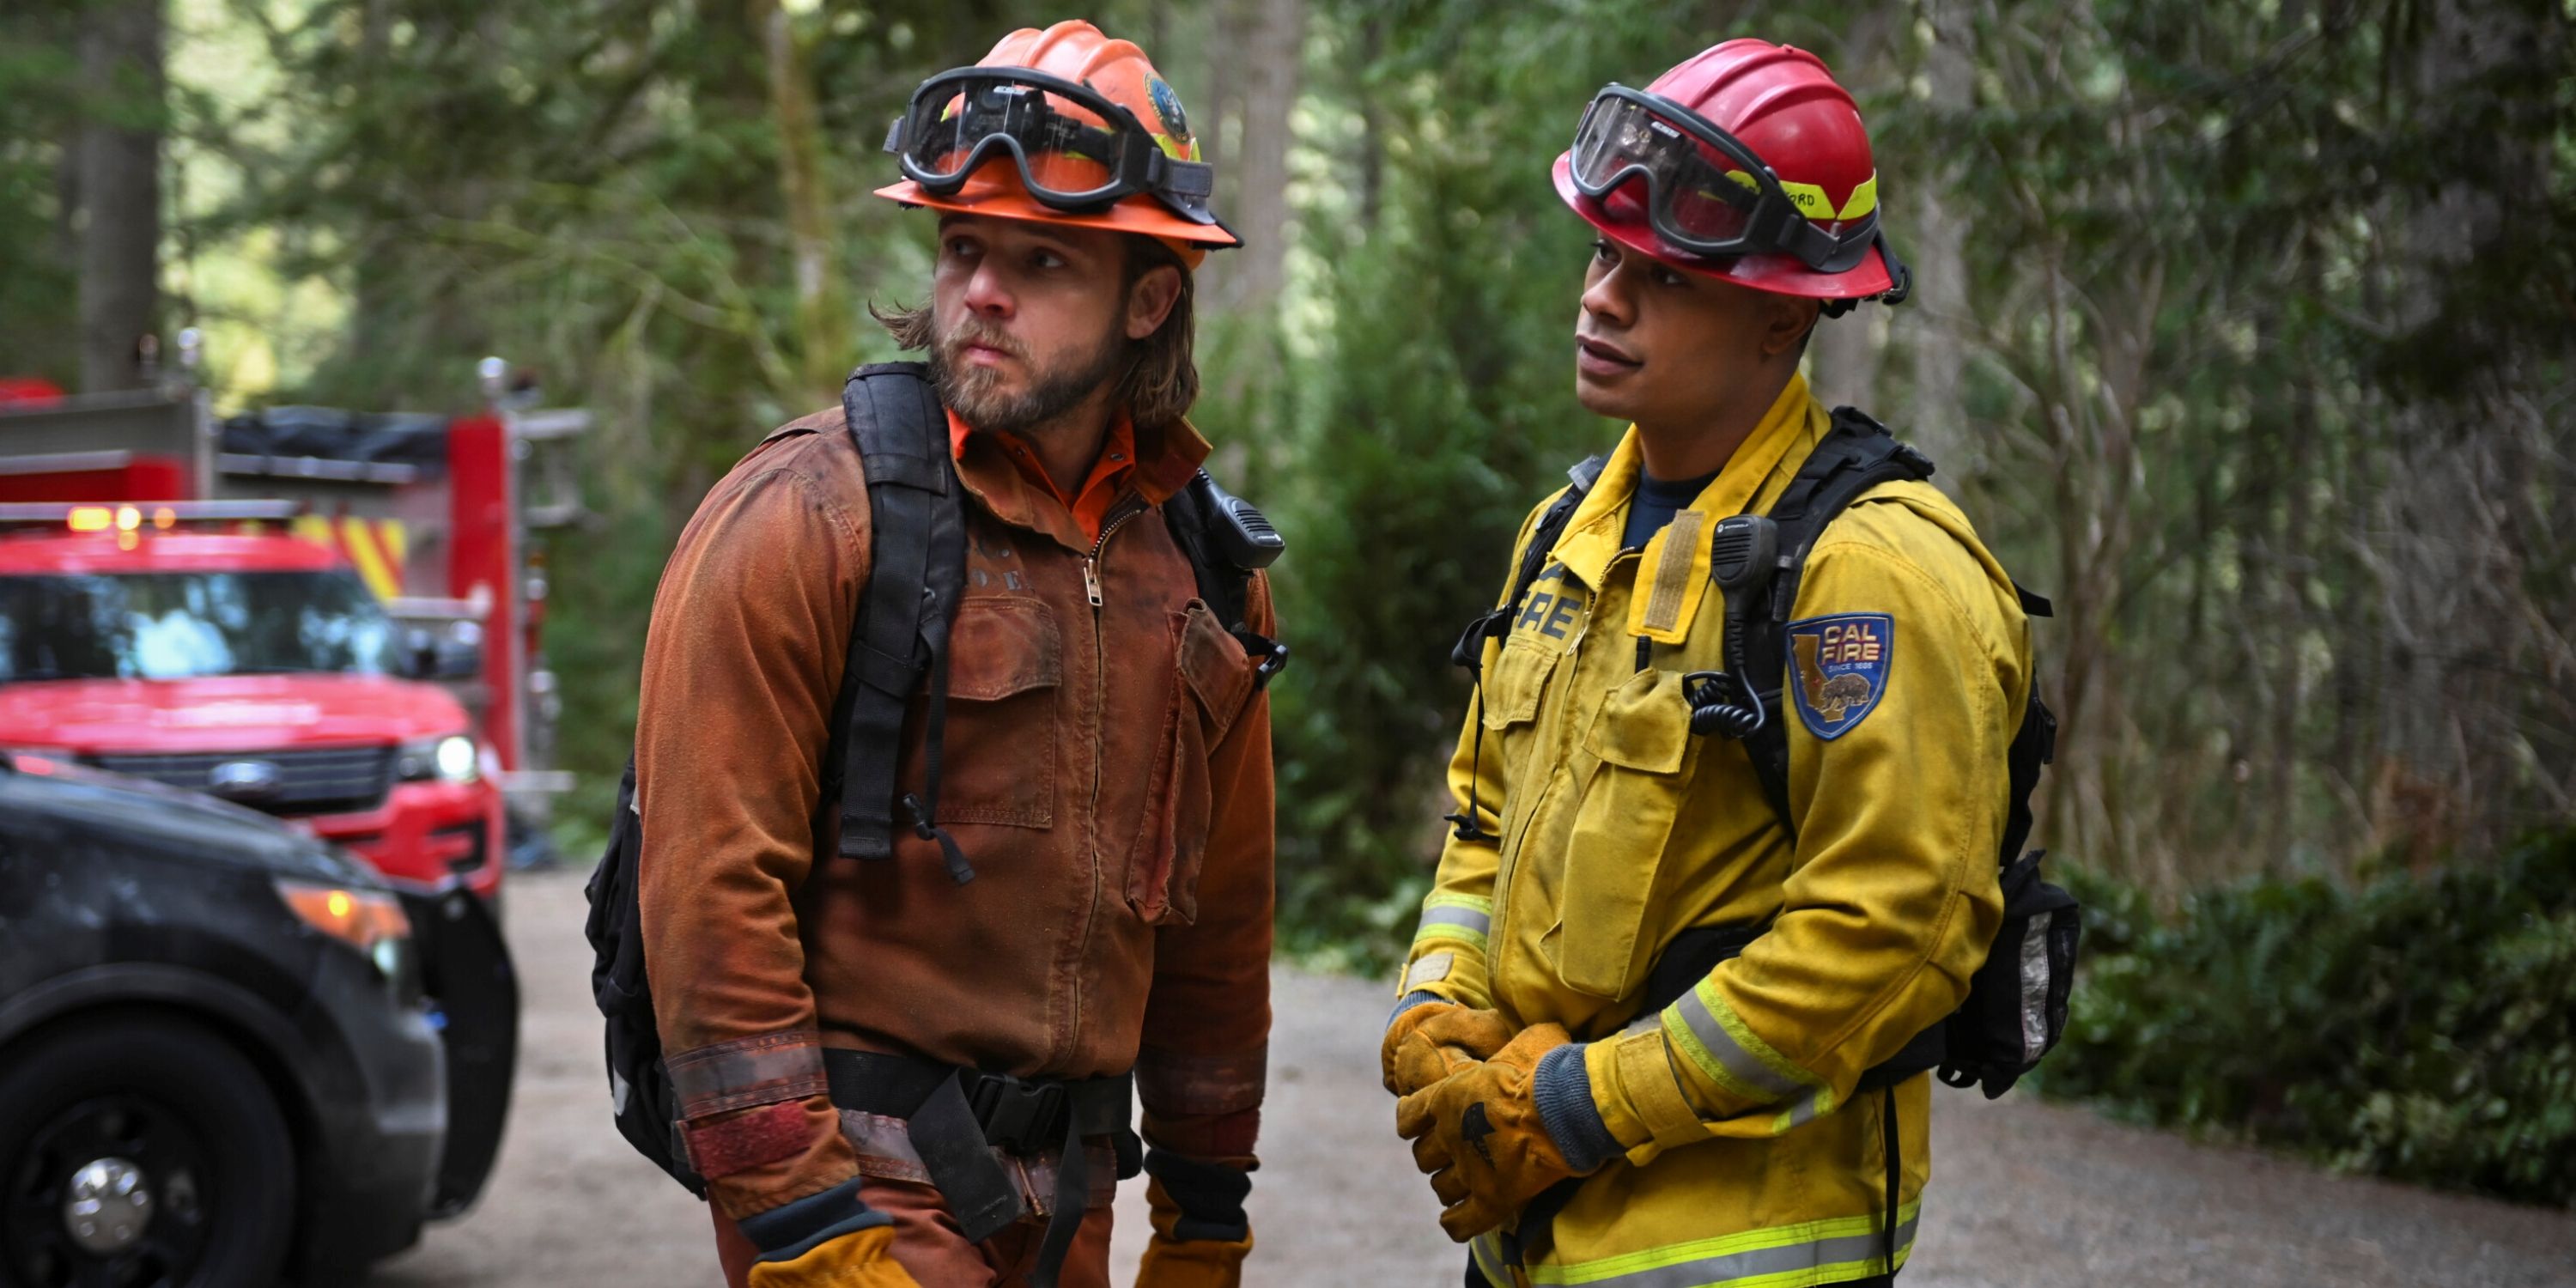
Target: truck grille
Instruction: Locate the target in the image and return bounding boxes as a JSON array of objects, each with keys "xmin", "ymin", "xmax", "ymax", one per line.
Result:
[{"xmin": 88, "ymin": 745, "xmax": 396, "ymax": 816}]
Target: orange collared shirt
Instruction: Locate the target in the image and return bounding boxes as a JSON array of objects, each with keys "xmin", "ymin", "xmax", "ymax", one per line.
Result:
[{"xmin": 947, "ymin": 409, "xmax": 1139, "ymax": 544}]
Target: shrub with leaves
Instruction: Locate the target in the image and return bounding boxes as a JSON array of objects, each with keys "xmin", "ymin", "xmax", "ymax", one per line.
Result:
[{"xmin": 2043, "ymin": 829, "xmax": 2576, "ymax": 1206}]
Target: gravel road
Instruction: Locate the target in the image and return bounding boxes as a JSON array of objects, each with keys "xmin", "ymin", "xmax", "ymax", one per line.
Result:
[{"xmin": 371, "ymin": 868, "xmax": 2576, "ymax": 1287}]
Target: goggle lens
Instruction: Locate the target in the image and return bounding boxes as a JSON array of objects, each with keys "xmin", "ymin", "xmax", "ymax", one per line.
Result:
[
  {"xmin": 903, "ymin": 76, "xmax": 1127, "ymax": 199},
  {"xmin": 1572, "ymin": 94, "xmax": 1759, "ymax": 248}
]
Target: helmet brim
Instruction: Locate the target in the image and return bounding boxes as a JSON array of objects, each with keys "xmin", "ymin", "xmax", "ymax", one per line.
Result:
[
  {"xmin": 1552, "ymin": 153, "xmax": 1894, "ymax": 301},
  {"xmin": 874, "ymin": 175, "xmax": 1238, "ymax": 270}
]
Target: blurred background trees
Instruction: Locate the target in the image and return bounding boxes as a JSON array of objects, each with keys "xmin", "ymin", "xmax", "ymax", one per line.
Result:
[{"xmin": 2, "ymin": 0, "xmax": 2570, "ymax": 941}]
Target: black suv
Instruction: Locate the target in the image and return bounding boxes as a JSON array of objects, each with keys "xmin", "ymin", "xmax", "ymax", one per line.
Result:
[{"xmin": 0, "ymin": 750, "xmax": 516, "ymax": 1287}]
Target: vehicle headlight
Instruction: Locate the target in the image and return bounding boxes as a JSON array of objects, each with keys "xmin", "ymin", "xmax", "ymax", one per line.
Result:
[
  {"xmin": 396, "ymin": 733, "xmax": 480, "ymax": 785},
  {"xmin": 275, "ymin": 878, "xmax": 416, "ymax": 990}
]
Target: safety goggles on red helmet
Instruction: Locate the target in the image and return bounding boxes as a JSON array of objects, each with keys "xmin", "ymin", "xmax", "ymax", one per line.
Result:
[
  {"xmin": 885, "ymin": 68, "xmax": 1219, "ymax": 225},
  {"xmin": 1568, "ymin": 83, "xmax": 1883, "ymax": 276}
]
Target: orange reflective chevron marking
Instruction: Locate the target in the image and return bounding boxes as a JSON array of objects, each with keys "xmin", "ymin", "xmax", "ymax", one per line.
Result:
[
  {"xmin": 283, "ymin": 515, "xmax": 410, "ymax": 600},
  {"xmin": 339, "ymin": 518, "xmax": 404, "ymax": 601}
]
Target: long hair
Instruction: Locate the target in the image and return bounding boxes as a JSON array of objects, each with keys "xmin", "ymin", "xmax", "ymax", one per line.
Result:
[{"xmin": 870, "ymin": 235, "xmax": 1200, "ymax": 430}]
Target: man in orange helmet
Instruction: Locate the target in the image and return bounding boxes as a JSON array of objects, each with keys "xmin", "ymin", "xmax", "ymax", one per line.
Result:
[
  {"xmin": 1382, "ymin": 39, "xmax": 2050, "ymax": 1288},
  {"xmin": 631, "ymin": 21, "xmax": 1275, "ymax": 1288}
]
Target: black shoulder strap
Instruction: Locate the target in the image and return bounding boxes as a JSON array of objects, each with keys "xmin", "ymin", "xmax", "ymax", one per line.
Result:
[
  {"xmin": 1449, "ymin": 454, "xmax": 1607, "ymax": 676},
  {"xmin": 834, "ymin": 362, "xmax": 974, "ymax": 883},
  {"xmin": 1731, "ymin": 408, "xmax": 1936, "ymax": 830},
  {"xmin": 1162, "ymin": 471, "xmax": 1290, "ymax": 686},
  {"xmin": 1441, "ymin": 453, "xmax": 1606, "ymax": 843}
]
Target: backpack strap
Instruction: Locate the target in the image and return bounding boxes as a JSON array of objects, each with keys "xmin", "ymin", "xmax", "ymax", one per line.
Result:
[
  {"xmin": 1162, "ymin": 470, "xmax": 1291, "ymax": 686},
  {"xmin": 834, "ymin": 362, "xmax": 974, "ymax": 884},
  {"xmin": 1450, "ymin": 455, "xmax": 1608, "ymax": 679},
  {"xmin": 1442, "ymin": 454, "xmax": 1607, "ymax": 842},
  {"xmin": 1727, "ymin": 408, "xmax": 1937, "ymax": 832}
]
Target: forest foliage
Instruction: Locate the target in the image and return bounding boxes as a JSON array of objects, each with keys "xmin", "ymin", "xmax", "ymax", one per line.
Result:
[{"xmin": 2, "ymin": 0, "xmax": 2572, "ymax": 969}]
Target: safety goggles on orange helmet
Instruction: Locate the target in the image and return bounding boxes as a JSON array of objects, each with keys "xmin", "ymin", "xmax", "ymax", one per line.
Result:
[
  {"xmin": 1569, "ymin": 83, "xmax": 1898, "ymax": 283},
  {"xmin": 886, "ymin": 68, "xmax": 1220, "ymax": 227}
]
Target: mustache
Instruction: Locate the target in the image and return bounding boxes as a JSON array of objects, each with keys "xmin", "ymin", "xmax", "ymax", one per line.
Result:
[{"xmin": 939, "ymin": 318, "xmax": 1026, "ymax": 362}]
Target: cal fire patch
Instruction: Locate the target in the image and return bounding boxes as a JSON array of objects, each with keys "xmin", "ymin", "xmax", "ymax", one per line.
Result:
[{"xmin": 1785, "ymin": 612, "xmax": 1892, "ymax": 740}]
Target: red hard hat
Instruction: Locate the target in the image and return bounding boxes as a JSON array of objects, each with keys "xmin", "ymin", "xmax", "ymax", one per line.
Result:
[{"xmin": 1554, "ymin": 39, "xmax": 1897, "ymax": 301}]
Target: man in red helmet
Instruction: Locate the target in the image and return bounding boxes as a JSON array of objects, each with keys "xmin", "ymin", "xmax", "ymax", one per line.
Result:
[
  {"xmin": 632, "ymin": 21, "xmax": 1275, "ymax": 1288},
  {"xmin": 1381, "ymin": 39, "xmax": 2038, "ymax": 1288}
]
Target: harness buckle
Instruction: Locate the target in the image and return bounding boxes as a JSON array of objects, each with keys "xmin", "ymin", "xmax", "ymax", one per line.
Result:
[{"xmin": 965, "ymin": 1072, "xmax": 1066, "ymax": 1155}]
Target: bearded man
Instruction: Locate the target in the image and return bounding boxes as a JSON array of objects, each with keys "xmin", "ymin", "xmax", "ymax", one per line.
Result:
[{"xmin": 631, "ymin": 21, "xmax": 1279, "ymax": 1288}]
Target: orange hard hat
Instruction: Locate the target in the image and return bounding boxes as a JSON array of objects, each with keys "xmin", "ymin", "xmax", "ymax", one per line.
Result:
[{"xmin": 875, "ymin": 20, "xmax": 1237, "ymax": 270}]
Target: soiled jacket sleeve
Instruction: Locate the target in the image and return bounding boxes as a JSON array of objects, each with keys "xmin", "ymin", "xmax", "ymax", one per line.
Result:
[
  {"xmin": 1398, "ymin": 496, "xmax": 1559, "ymax": 1014},
  {"xmin": 636, "ymin": 441, "xmax": 869, "ymax": 1218},
  {"xmin": 1134, "ymin": 573, "xmax": 1279, "ymax": 1167},
  {"xmin": 1589, "ymin": 500, "xmax": 2024, "ymax": 1161}
]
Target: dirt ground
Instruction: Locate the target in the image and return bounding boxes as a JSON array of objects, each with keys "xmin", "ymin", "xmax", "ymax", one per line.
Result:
[{"xmin": 369, "ymin": 867, "xmax": 2576, "ymax": 1287}]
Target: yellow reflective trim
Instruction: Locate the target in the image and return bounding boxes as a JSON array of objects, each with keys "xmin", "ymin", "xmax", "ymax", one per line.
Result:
[
  {"xmin": 1413, "ymin": 922, "xmax": 1488, "ymax": 952},
  {"xmin": 1424, "ymin": 891, "xmax": 1494, "ymax": 914},
  {"xmin": 289, "ymin": 514, "xmax": 334, "ymax": 549},
  {"xmin": 340, "ymin": 518, "xmax": 402, "ymax": 602},
  {"xmin": 1719, "ymin": 170, "xmax": 1879, "ymax": 223},
  {"xmin": 1700, "ymin": 981, "xmax": 1822, "ymax": 1093},
  {"xmin": 1835, "ymin": 173, "xmax": 1878, "ymax": 221},
  {"xmin": 1662, "ymin": 997, "xmax": 1772, "ymax": 1104},
  {"xmin": 377, "ymin": 519, "xmax": 408, "ymax": 568},
  {"xmin": 1526, "ymin": 1203, "xmax": 1919, "ymax": 1286}
]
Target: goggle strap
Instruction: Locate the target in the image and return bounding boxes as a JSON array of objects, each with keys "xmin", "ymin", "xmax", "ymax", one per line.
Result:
[{"xmin": 1157, "ymin": 158, "xmax": 1213, "ymax": 200}]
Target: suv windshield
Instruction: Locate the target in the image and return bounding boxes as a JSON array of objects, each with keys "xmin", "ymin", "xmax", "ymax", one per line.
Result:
[{"xmin": 0, "ymin": 570, "xmax": 402, "ymax": 682}]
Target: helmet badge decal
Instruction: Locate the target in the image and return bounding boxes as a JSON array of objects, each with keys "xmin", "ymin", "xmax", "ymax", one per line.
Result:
[{"xmin": 1147, "ymin": 76, "xmax": 1190, "ymax": 142}]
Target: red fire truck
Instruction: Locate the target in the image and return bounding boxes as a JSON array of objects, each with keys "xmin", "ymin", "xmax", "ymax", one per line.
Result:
[{"xmin": 0, "ymin": 346, "xmax": 581, "ymax": 902}]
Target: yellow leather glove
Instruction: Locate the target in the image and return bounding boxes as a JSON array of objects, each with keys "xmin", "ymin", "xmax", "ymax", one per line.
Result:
[
  {"xmin": 1381, "ymin": 1001, "xmax": 1515, "ymax": 1098},
  {"xmin": 1394, "ymin": 1023, "xmax": 1577, "ymax": 1242},
  {"xmin": 1135, "ymin": 1176, "xmax": 1255, "ymax": 1288},
  {"xmin": 738, "ymin": 1180, "xmax": 920, "ymax": 1288},
  {"xmin": 744, "ymin": 1224, "xmax": 920, "ymax": 1288}
]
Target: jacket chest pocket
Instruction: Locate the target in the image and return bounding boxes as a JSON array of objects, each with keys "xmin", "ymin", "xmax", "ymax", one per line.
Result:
[
  {"xmin": 926, "ymin": 597, "xmax": 1061, "ymax": 828},
  {"xmin": 1126, "ymin": 601, "xmax": 1260, "ymax": 926},
  {"xmin": 1548, "ymin": 666, "xmax": 1698, "ymax": 998}
]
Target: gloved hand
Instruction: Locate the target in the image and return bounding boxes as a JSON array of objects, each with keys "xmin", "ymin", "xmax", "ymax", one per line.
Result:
[
  {"xmin": 1381, "ymin": 999, "xmax": 1515, "ymax": 1098},
  {"xmin": 746, "ymin": 1227, "xmax": 918, "ymax": 1288},
  {"xmin": 1394, "ymin": 1023, "xmax": 1577, "ymax": 1242},
  {"xmin": 1134, "ymin": 1151, "xmax": 1254, "ymax": 1288},
  {"xmin": 738, "ymin": 1180, "xmax": 920, "ymax": 1288}
]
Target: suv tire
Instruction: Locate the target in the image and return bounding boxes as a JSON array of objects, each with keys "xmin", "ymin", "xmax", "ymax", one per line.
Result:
[{"xmin": 0, "ymin": 1015, "xmax": 296, "ymax": 1288}]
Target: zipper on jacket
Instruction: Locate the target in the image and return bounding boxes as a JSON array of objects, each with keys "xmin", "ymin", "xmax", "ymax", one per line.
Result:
[
  {"xmin": 1083, "ymin": 498, "xmax": 1148, "ymax": 608},
  {"xmin": 1063, "ymin": 491, "xmax": 1150, "ymax": 1062}
]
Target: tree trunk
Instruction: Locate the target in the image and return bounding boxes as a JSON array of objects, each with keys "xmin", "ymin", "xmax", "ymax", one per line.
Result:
[
  {"xmin": 752, "ymin": 0, "xmax": 851, "ymax": 405},
  {"xmin": 74, "ymin": 0, "xmax": 164, "ymax": 393},
  {"xmin": 2370, "ymin": 0, "xmax": 2560, "ymax": 864},
  {"xmin": 1904, "ymin": 0, "xmax": 1975, "ymax": 473},
  {"xmin": 1204, "ymin": 0, "xmax": 1303, "ymax": 315}
]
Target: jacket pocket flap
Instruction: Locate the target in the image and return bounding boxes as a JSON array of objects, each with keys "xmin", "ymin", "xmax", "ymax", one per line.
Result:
[
  {"xmin": 1178, "ymin": 603, "xmax": 1257, "ymax": 742},
  {"xmin": 946, "ymin": 598, "xmax": 1063, "ymax": 701},
  {"xmin": 1582, "ymin": 668, "xmax": 1690, "ymax": 774},
  {"xmin": 1480, "ymin": 640, "xmax": 1558, "ymax": 730}
]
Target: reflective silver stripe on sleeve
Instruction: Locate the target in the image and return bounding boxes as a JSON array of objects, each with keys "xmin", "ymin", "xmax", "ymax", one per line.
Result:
[
  {"xmin": 1537, "ymin": 1215, "xmax": 1917, "ymax": 1288},
  {"xmin": 1778, "ymin": 1084, "xmax": 1826, "ymax": 1131},
  {"xmin": 1673, "ymin": 986, "xmax": 1809, "ymax": 1102},
  {"xmin": 663, "ymin": 1030, "xmax": 829, "ymax": 1119},
  {"xmin": 1417, "ymin": 905, "xmax": 1492, "ymax": 936},
  {"xmin": 2018, "ymin": 917, "xmax": 2052, "ymax": 1060}
]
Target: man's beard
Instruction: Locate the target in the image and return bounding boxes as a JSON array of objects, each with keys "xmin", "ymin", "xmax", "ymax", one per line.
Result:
[{"xmin": 929, "ymin": 310, "xmax": 1132, "ymax": 439}]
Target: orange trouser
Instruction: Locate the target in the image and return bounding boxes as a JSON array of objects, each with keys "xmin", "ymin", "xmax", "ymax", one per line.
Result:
[{"xmin": 712, "ymin": 1175, "xmax": 1113, "ymax": 1288}]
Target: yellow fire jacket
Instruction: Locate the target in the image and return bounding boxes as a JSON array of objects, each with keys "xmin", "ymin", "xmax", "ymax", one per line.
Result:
[{"xmin": 1401, "ymin": 374, "xmax": 2031, "ymax": 1287}]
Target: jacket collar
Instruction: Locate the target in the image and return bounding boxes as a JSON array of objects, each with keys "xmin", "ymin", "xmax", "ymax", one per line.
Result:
[
  {"xmin": 951, "ymin": 411, "xmax": 1212, "ymax": 551},
  {"xmin": 1546, "ymin": 374, "xmax": 1828, "ymax": 638}
]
